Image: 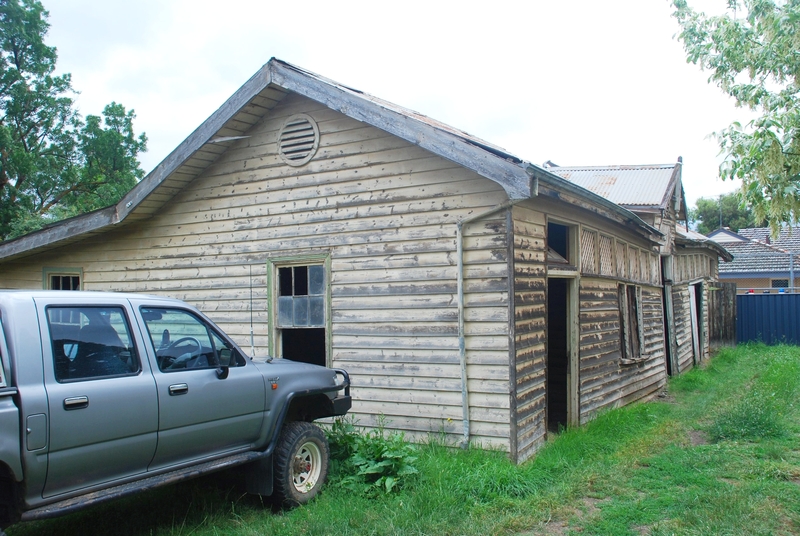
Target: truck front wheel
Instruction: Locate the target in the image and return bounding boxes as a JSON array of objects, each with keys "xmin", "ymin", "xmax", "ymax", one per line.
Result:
[{"xmin": 273, "ymin": 421, "xmax": 330, "ymax": 506}]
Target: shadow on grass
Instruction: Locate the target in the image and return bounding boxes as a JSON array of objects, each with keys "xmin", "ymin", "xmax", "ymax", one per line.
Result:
[{"xmin": 6, "ymin": 471, "xmax": 278, "ymax": 536}]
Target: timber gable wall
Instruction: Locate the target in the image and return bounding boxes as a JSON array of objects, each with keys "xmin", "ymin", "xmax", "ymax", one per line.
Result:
[{"xmin": 0, "ymin": 93, "xmax": 516, "ymax": 449}]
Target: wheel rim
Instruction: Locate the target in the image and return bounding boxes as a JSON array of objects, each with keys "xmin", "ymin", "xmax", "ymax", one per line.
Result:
[{"xmin": 291, "ymin": 440, "xmax": 322, "ymax": 493}]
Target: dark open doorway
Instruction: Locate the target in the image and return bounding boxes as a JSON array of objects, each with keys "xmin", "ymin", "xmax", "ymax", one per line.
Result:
[{"xmin": 547, "ymin": 277, "xmax": 569, "ymax": 433}]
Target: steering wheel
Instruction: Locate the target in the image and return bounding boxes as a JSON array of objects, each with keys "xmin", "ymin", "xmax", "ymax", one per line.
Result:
[{"xmin": 162, "ymin": 336, "xmax": 203, "ymax": 370}]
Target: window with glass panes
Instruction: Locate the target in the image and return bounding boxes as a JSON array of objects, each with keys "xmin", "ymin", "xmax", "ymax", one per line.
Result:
[{"xmin": 277, "ymin": 265, "xmax": 325, "ymax": 328}]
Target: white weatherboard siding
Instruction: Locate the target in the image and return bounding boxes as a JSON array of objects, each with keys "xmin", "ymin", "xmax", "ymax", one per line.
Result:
[
  {"xmin": 0, "ymin": 93, "xmax": 513, "ymax": 448},
  {"xmin": 511, "ymin": 204, "xmax": 547, "ymax": 462}
]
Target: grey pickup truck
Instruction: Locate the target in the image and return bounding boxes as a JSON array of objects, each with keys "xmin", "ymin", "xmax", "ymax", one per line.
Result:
[{"xmin": 0, "ymin": 290, "xmax": 351, "ymax": 532}]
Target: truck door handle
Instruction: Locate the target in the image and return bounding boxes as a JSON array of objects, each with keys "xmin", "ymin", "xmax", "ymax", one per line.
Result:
[
  {"xmin": 169, "ymin": 383, "xmax": 189, "ymax": 396},
  {"xmin": 63, "ymin": 396, "xmax": 89, "ymax": 410}
]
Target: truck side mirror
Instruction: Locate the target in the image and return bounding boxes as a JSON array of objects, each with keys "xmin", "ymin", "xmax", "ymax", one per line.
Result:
[{"xmin": 216, "ymin": 366, "xmax": 229, "ymax": 380}]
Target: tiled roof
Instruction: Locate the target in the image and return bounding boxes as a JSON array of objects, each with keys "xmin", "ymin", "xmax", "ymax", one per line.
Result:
[
  {"xmin": 719, "ymin": 238, "xmax": 800, "ymax": 274},
  {"xmin": 737, "ymin": 226, "xmax": 800, "ymax": 252}
]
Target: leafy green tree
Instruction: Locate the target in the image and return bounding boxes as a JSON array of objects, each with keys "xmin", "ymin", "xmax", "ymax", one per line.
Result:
[
  {"xmin": 690, "ymin": 192, "xmax": 760, "ymax": 234},
  {"xmin": 0, "ymin": 0, "xmax": 145, "ymax": 241},
  {"xmin": 672, "ymin": 0, "xmax": 800, "ymax": 235}
]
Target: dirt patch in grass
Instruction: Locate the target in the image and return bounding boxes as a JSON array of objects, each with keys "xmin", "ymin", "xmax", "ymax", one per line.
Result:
[
  {"xmin": 580, "ymin": 496, "xmax": 605, "ymax": 515},
  {"xmin": 656, "ymin": 389, "xmax": 676, "ymax": 404},
  {"xmin": 688, "ymin": 429, "xmax": 709, "ymax": 445}
]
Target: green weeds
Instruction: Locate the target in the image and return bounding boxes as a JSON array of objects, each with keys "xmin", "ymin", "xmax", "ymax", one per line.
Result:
[{"xmin": 326, "ymin": 416, "xmax": 419, "ymax": 495}]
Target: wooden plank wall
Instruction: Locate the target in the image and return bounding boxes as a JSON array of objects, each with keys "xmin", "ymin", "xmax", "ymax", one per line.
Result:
[
  {"xmin": 578, "ymin": 279, "xmax": 666, "ymax": 421},
  {"xmin": 671, "ymin": 250, "xmax": 718, "ymax": 371},
  {"xmin": 0, "ymin": 93, "xmax": 514, "ymax": 450},
  {"xmin": 709, "ymin": 282, "xmax": 736, "ymax": 348},
  {"xmin": 511, "ymin": 204, "xmax": 547, "ymax": 463},
  {"xmin": 672, "ymin": 286, "xmax": 694, "ymax": 373}
]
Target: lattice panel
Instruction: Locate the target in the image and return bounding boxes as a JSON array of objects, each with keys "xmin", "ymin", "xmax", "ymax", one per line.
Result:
[
  {"xmin": 581, "ymin": 229, "xmax": 597, "ymax": 274},
  {"xmin": 629, "ymin": 246, "xmax": 640, "ymax": 281},
  {"xmin": 599, "ymin": 235, "xmax": 614, "ymax": 276},
  {"xmin": 616, "ymin": 242, "xmax": 627, "ymax": 279}
]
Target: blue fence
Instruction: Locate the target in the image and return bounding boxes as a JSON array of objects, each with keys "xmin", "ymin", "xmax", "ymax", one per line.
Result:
[{"xmin": 737, "ymin": 293, "xmax": 800, "ymax": 345}]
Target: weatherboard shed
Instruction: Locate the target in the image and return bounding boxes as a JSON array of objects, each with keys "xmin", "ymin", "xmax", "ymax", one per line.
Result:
[
  {"xmin": 549, "ymin": 162, "xmax": 733, "ymax": 373},
  {"xmin": 0, "ymin": 59, "xmax": 668, "ymax": 462}
]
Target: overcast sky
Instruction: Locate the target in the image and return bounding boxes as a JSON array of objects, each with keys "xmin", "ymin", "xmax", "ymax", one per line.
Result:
[{"xmin": 44, "ymin": 0, "xmax": 745, "ymax": 207}]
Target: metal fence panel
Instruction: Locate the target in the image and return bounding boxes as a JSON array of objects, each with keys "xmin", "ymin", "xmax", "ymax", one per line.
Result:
[{"xmin": 737, "ymin": 293, "xmax": 800, "ymax": 345}]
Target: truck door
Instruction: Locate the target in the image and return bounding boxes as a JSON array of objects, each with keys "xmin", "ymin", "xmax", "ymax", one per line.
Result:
[
  {"xmin": 136, "ymin": 306, "xmax": 266, "ymax": 470},
  {"xmin": 41, "ymin": 303, "xmax": 158, "ymax": 498}
]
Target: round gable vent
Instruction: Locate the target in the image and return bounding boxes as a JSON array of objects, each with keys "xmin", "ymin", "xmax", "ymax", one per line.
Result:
[{"xmin": 278, "ymin": 114, "xmax": 320, "ymax": 167}]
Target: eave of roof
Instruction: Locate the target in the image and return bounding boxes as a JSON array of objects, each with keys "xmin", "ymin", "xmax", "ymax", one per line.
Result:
[
  {"xmin": 0, "ymin": 59, "xmax": 660, "ymax": 262},
  {"xmin": 675, "ymin": 228, "xmax": 733, "ymax": 262}
]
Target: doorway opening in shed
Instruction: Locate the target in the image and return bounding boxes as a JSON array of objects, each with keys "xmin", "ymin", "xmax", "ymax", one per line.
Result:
[
  {"xmin": 689, "ymin": 282, "xmax": 703, "ymax": 365},
  {"xmin": 546, "ymin": 277, "xmax": 572, "ymax": 433},
  {"xmin": 276, "ymin": 264, "xmax": 327, "ymax": 366}
]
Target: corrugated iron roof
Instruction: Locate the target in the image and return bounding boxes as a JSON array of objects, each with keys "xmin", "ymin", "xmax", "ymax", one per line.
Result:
[{"xmin": 548, "ymin": 164, "xmax": 680, "ymax": 208}]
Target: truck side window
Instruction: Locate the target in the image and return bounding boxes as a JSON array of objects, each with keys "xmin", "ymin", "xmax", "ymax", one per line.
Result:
[
  {"xmin": 140, "ymin": 308, "xmax": 246, "ymax": 372},
  {"xmin": 47, "ymin": 307, "xmax": 140, "ymax": 382}
]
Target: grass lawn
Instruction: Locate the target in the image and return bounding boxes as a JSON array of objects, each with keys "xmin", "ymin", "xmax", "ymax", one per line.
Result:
[{"xmin": 8, "ymin": 344, "xmax": 800, "ymax": 535}]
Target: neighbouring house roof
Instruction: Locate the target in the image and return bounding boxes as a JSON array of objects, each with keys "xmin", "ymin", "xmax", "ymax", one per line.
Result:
[
  {"xmin": 737, "ymin": 226, "xmax": 800, "ymax": 252},
  {"xmin": 706, "ymin": 228, "xmax": 749, "ymax": 244},
  {"xmin": 718, "ymin": 238, "xmax": 800, "ymax": 276},
  {"xmin": 546, "ymin": 163, "xmax": 687, "ymax": 217},
  {"xmin": 0, "ymin": 59, "xmax": 660, "ymax": 262},
  {"xmin": 675, "ymin": 227, "xmax": 733, "ymax": 262}
]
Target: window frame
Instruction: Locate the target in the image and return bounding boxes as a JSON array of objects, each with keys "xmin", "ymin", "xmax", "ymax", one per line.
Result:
[
  {"xmin": 46, "ymin": 305, "xmax": 141, "ymax": 383},
  {"xmin": 43, "ymin": 267, "xmax": 83, "ymax": 291},
  {"xmin": 139, "ymin": 306, "xmax": 247, "ymax": 373},
  {"xmin": 267, "ymin": 255, "xmax": 331, "ymax": 362},
  {"xmin": 618, "ymin": 283, "xmax": 644, "ymax": 364}
]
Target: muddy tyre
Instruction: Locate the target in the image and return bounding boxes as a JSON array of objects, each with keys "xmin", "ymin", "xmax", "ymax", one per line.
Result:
[{"xmin": 273, "ymin": 421, "xmax": 330, "ymax": 506}]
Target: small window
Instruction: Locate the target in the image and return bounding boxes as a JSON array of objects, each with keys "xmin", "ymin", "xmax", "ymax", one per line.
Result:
[
  {"xmin": 47, "ymin": 306, "xmax": 139, "ymax": 382},
  {"xmin": 140, "ymin": 308, "xmax": 246, "ymax": 372},
  {"xmin": 771, "ymin": 279, "xmax": 789, "ymax": 289},
  {"xmin": 548, "ymin": 221, "xmax": 579, "ymax": 270},
  {"xmin": 49, "ymin": 274, "xmax": 80, "ymax": 290},
  {"xmin": 278, "ymin": 265, "xmax": 326, "ymax": 328},
  {"xmin": 619, "ymin": 284, "xmax": 643, "ymax": 363}
]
